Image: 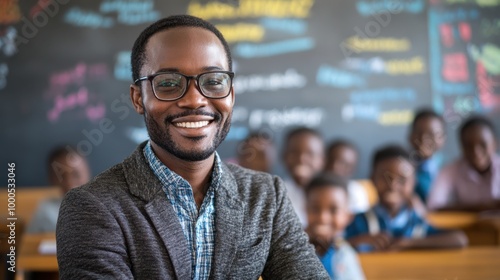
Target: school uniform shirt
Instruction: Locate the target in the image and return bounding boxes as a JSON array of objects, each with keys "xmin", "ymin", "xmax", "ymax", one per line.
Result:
[
  {"xmin": 26, "ymin": 197, "xmax": 62, "ymax": 233},
  {"xmin": 427, "ymin": 154, "xmax": 500, "ymax": 210},
  {"xmin": 285, "ymin": 179, "xmax": 307, "ymax": 227},
  {"xmin": 415, "ymin": 154, "xmax": 442, "ymax": 203},
  {"xmin": 345, "ymin": 204, "xmax": 440, "ymax": 252},
  {"xmin": 318, "ymin": 240, "xmax": 365, "ymax": 280},
  {"xmin": 347, "ymin": 180, "xmax": 370, "ymax": 214}
]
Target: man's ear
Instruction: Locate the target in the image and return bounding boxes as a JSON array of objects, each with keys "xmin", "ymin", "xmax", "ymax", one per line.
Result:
[
  {"xmin": 130, "ymin": 84, "xmax": 144, "ymax": 114},
  {"xmin": 229, "ymin": 86, "xmax": 235, "ymax": 106}
]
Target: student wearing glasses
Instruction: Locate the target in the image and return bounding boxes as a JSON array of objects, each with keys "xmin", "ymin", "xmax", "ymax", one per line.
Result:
[{"xmin": 56, "ymin": 15, "xmax": 328, "ymax": 279}]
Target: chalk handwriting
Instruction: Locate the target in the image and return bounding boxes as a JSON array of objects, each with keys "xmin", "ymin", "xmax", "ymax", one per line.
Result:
[
  {"xmin": 216, "ymin": 23, "xmax": 264, "ymax": 43},
  {"xmin": 316, "ymin": 65, "xmax": 365, "ymax": 89},
  {"xmin": 249, "ymin": 107, "xmax": 324, "ymax": 130},
  {"xmin": 378, "ymin": 110, "xmax": 414, "ymax": 125},
  {"xmin": 442, "ymin": 52, "xmax": 469, "ymax": 82},
  {"xmin": 342, "ymin": 36, "xmax": 411, "ymax": 53},
  {"xmin": 350, "ymin": 88, "xmax": 416, "ymax": 103},
  {"xmin": 233, "ymin": 37, "xmax": 314, "ymax": 58},
  {"xmin": 259, "ymin": 18, "xmax": 307, "ymax": 35},
  {"xmin": 188, "ymin": 0, "xmax": 315, "ymax": 20},
  {"xmin": 356, "ymin": 0, "xmax": 424, "ymax": 16},
  {"xmin": 0, "ymin": 27, "xmax": 18, "ymax": 56},
  {"xmin": 234, "ymin": 68, "xmax": 307, "ymax": 94},
  {"xmin": 64, "ymin": 7, "xmax": 114, "ymax": 28},
  {"xmin": 114, "ymin": 51, "xmax": 132, "ymax": 81}
]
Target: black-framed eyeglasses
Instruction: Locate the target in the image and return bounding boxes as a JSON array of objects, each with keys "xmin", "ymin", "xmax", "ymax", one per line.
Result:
[{"xmin": 134, "ymin": 71, "xmax": 234, "ymax": 101}]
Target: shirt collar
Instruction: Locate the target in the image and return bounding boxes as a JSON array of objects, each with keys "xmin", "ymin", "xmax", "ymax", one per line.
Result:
[
  {"xmin": 143, "ymin": 141, "xmax": 223, "ymax": 191},
  {"xmin": 373, "ymin": 204, "xmax": 413, "ymax": 229}
]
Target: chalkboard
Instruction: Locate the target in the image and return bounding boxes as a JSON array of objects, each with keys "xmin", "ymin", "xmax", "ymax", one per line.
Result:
[{"xmin": 1, "ymin": 0, "xmax": 499, "ymax": 186}]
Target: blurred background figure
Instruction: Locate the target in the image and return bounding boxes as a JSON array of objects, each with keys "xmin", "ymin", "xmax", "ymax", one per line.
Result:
[
  {"xmin": 324, "ymin": 139, "xmax": 370, "ymax": 214},
  {"xmin": 408, "ymin": 108, "xmax": 446, "ymax": 203},
  {"xmin": 26, "ymin": 145, "xmax": 91, "ymax": 233},
  {"xmin": 282, "ymin": 127, "xmax": 325, "ymax": 226},
  {"xmin": 428, "ymin": 115, "xmax": 500, "ymax": 211},
  {"xmin": 236, "ymin": 131, "xmax": 276, "ymax": 173}
]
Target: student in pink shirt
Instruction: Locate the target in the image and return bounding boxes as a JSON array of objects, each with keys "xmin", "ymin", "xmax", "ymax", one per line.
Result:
[{"xmin": 428, "ymin": 116, "xmax": 500, "ymax": 211}]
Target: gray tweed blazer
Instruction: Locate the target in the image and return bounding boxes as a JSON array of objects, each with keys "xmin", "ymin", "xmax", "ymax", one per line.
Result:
[{"xmin": 56, "ymin": 142, "xmax": 329, "ymax": 279}]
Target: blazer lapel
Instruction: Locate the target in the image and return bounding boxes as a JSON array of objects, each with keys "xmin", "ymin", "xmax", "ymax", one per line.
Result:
[
  {"xmin": 210, "ymin": 164, "xmax": 245, "ymax": 278},
  {"xmin": 123, "ymin": 142, "xmax": 192, "ymax": 279}
]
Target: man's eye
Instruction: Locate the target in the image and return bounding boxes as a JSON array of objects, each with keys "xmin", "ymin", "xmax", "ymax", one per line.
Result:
[{"xmin": 157, "ymin": 80, "xmax": 180, "ymax": 87}]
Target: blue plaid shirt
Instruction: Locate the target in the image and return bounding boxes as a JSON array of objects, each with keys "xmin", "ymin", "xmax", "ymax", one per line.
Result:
[{"xmin": 144, "ymin": 142, "xmax": 221, "ymax": 280}]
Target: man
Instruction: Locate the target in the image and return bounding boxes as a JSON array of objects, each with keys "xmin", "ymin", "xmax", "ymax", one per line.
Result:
[{"xmin": 56, "ymin": 15, "xmax": 328, "ymax": 279}]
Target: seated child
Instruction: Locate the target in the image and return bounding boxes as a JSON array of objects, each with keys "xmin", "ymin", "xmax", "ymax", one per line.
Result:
[
  {"xmin": 282, "ymin": 127, "xmax": 325, "ymax": 226},
  {"xmin": 305, "ymin": 173, "xmax": 365, "ymax": 280},
  {"xmin": 26, "ymin": 146, "xmax": 91, "ymax": 233},
  {"xmin": 324, "ymin": 139, "xmax": 370, "ymax": 213},
  {"xmin": 236, "ymin": 131, "xmax": 276, "ymax": 173},
  {"xmin": 428, "ymin": 116, "xmax": 500, "ymax": 211},
  {"xmin": 408, "ymin": 109, "xmax": 446, "ymax": 202},
  {"xmin": 346, "ymin": 145, "xmax": 467, "ymax": 252}
]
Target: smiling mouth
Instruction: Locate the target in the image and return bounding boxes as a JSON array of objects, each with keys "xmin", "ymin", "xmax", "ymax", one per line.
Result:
[{"xmin": 173, "ymin": 121, "xmax": 210, "ymax": 128}]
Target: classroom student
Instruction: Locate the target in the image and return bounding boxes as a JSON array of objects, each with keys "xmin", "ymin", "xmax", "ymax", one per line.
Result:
[
  {"xmin": 408, "ymin": 109, "xmax": 446, "ymax": 202},
  {"xmin": 305, "ymin": 173, "xmax": 365, "ymax": 280},
  {"xmin": 346, "ymin": 145, "xmax": 467, "ymax": 252},
  {"xmin": 236, "ymin": 131, "xmax": 276, "ymax": 173},
  {"xmin": 56, "ymin": 15, "xmax": 328, "ymax": 279},
  {"xmin": 324, "ymin": 139, "xmax": 370, "ymax": 214},
  {"xmin": 282, "ymin": 127, "xmax": 325, "ymax": 226},
  {"xmin": 428, "ymin": 115, "xmax": 500, "ymax": 211},
  {"xmin": 26, "ymin": 146, "xmax": 90, "ymax": 233}
]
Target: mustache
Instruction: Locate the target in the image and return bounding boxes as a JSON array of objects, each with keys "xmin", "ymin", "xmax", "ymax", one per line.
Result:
[{"xmin": 165, "ymin": 109, "xmax": 221, "ymax": 123}]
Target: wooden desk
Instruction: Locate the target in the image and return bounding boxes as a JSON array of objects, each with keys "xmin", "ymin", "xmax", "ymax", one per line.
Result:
[
  {"xmin": 359, "ymin": 247, "xmax": 500, "ymax": 280},
  {"xmin": 16, "ymin": 233, "xmax": 58, "ymax": 280}
]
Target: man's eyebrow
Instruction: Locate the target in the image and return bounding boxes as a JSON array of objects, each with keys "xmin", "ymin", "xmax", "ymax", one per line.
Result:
[{"xmin": 154, "ymin": 66, "xmax": 225, "ymax": 74}]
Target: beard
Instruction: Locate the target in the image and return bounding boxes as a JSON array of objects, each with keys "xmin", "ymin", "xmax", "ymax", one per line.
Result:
[{"xmin": 144, "ymin": 108, "xmax": 231, "ymax": 162}]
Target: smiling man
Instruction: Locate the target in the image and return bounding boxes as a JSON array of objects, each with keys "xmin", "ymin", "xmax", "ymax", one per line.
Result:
[{"xmin": 56, "ymin": 15, "xmax": 328, "ymax": 279}]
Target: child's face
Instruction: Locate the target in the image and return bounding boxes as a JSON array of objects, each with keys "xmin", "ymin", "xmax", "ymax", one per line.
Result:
[
  {"xmin": 284, "ymin": 133, "xmax": 324, "ymax": 187},
  {"xmin": 410, "ymin": 116, "xmax": 446, "ymax": 159},
  {"xmin": 307, "ymin": 186, "xmax": 351, "ymax": 237},
  {"xmin": 325, "ymin": 146, "xmax": 358, "ymax": 179},
  {"xmin": 372, "ymin": 158, "xmax": 415, "ymax": 215},
  {"xmin": 461, "ymin": 124, "xmax": 497, "ymax": 173},
  {"xmin": 50, "ymin": 154, "xmax": 91, "ymax": 194}
]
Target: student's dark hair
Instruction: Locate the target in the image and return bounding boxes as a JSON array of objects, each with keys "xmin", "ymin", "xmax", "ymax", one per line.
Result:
[
  {"xmin": 372, "ymin": 145, "xmax": 412, "ymax": 169},
  {"xmin": 305, "ymin": 173, "xmax": 349, "ymax": 197},
  {"xmin": 411, "ymin": 108, "xmax": 445, "ymax": 130},
  {"xmin": 327, "ymin": 139, "xmax": 358, "ymax": 155},
  {"xmin": 46, "ymin": 145, "xmax": 81, "ymax": 174},
  {"xmin": 284, "ymin": 127, "xmax": 322, "ymax": 146},
  {"xmin": 459, "ymin": 115, "xmax": 497, "ymax": 142},
  {"xmin": 131, "ymin": 15, "xmax": 233, "ymax": 82}
]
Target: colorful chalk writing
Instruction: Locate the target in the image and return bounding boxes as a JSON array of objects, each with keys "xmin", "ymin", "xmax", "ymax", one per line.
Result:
[
  {"xmin": 481, "ymin": 18, "xmax": 500, "ymax": 37},
  {"xmin": 341, "ymin": 104, "xmax": 379, "ymax": 122},
  {"xmin": 100, "ymin": 0, "xmax": 160, "ymax": 25},
  {"xmin": 259, "ymin": 18, "xmax": 307, "ymax": 35},
  {"xmin": 385, "ymin": 56, "xmax": 425, "ymax": 75},
  {"xmin": 233, "ymin": 37, "xmax": 314, "ymax": 58},
  {"xmin": 0, "ymin": 63, "xmax": 8, "ymax": 90},
  {"xmin": 350, "ymin": 88, "xmax": 416, "ymax": 103},
  {"xmin": 378, "ymin": 110, "xmax": 414, "ymax": 125},
  {"xmin": 0, "ymin": 27, "xmax": 18, "ymax": 56},
  {"xmin": 316, "ymin": 65, "xmax": 365, "ymax": 89},
  {"xmin": 248, "ymin": 107, "xmax": 324, "ymax": 130},
  {"xmin": 234, "ymin": 68, "xmax": 307, "ymax": 94},
  {"xmin": 442, "ymin": 52, "xmax": 469, "ymax": 82},
  {"xmin": 187, "ymin": 0, "xmax": 315, "ymax": 20},
  {"xmin": 442, "ymin": 0, "xmax": 500, "ymax": 6},
  {"xmin": 114, "ymin": 51, "xmax": 132, "ymax": 81},
  {"xmin": 64, "ymin": 7, "xmax": 114, "ymax": 28},
  {"xmin": 48, "ymin": 87, "xmax": 89, "ymax": 122},
  {"xmin": 0, "ymin": 0, "xmax": 21, "ymax": 24},
  {"xmin": 469, "ymin": 44, "xmax": 500, "ymax": 75},
  {"xmin": 341, "ymin": 57, "xmax": 386, "ymax": 74},
  {"xmin": 356, "ymin": 0, "xmax": 424, "ymax": 16},
  {"xmin": 216, "ymin": 23, "xmax": 265, "ymax": 43},
  {"xmin": 477, "ymin": 62, "xmax": 500, "ymax": 109},
  {"xmin": 342, "ymin": 36, "xmax": 411, "ymax": 53}
]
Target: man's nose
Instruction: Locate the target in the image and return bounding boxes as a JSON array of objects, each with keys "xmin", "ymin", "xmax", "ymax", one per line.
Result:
[{"xmin": 177, "ymin": 79, "xmax": 208, "ymax": 109}]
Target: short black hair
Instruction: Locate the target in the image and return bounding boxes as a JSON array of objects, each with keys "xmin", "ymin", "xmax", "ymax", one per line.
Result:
[
  {"xmin": 131, "ymin": 15, "xmax": 233, "ymax": 82},
  {"xmin": 305, "ymin": 173, "xmax": 349, "ymax": 197},
  {"xmin": 411, "ymin": 108, "xmax": 445, "ymax": 131},
  {"xmin": 46, "ymin": 145, "xmax": 81, "ymax": 174},
  {"xmin": 284, "ymin": 127, "xmax": 323, "ymax": 146},
  {"xmin": 459, "ymin": 115, "xmax": 497, "ymax": 142},
  {"xmin": 372, "ymin": 145, "xmax": 412, "ymax": 170},
  {"xmin": 327, "ymin": 139, "xmax": 358, "ymax": 155}
]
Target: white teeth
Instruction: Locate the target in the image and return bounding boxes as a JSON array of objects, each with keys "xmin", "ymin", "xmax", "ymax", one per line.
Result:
[{"xmin": 174, "ymin": 121, "xmax": 209, "ymax": 128}]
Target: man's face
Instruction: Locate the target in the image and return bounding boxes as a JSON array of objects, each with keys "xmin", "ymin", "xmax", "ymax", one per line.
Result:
[
  {"xmin": 284, "ymin": 133, "xmax": 325, "ymax": 187},
  {"xmin": 461, "ymin": 124, "xmax": 497, "ymax": 173},
  {"xmin": 131, "ymin": 27, "xmax": 234, "ymax": 161},
  {"xmin": 410, "ymin": 116, "xmax": 446, "ymax": 160}
]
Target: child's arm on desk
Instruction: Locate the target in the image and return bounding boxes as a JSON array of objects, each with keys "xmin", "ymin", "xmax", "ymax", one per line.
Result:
[
  {"xmin": 347, "ymin": 233, "xmax": 392, "ymax": 251},
  {"xmin": 388, "ymin": 230, "xmax": 468, "ymax": 251}
]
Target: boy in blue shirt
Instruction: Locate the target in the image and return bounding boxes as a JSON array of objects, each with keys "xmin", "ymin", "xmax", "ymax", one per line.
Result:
[
  {"xmin": 346, "ymin": 145, "xmax": 467, "ymax": 252},
  {"xmin": 408, "ymin": 109, "xmax": 446, "ymax": 202},
  {"xmin": 305, "ymin": 173, "xmax": 365, "ymax": 280}
]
